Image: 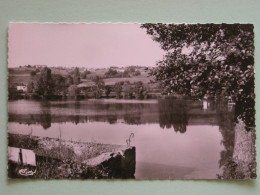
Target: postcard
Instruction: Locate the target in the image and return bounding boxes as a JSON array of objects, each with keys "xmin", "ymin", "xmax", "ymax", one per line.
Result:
[{"xmin": 7, "ymin": 23, "xmax": 256, "ymax": 179}]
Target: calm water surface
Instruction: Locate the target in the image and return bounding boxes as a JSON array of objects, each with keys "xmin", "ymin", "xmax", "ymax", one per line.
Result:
[{"xmin": 8, "ymin": 99, "xmax": 235, "ymax": 179}]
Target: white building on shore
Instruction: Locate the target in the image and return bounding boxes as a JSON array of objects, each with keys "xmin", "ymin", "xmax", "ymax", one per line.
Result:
[{"xmin": 16, "ymin": 85, "xmax": 27, "ymax": 92}]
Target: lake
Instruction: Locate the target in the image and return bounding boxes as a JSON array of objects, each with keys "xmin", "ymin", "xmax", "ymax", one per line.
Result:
[{"xmin": 8, "ymin": 99, "xmax": 236, "ymax": 179}]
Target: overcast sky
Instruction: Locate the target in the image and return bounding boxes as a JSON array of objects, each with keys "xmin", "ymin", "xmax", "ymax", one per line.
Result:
[{"xmin": 8, "ymin": 23, "xmax": 165, "ymax": 68}]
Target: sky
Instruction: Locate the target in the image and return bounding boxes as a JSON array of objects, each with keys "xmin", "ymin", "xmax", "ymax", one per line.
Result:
[{"xmin": 8, "ymin": 23, "xmax": 165, "ymax": 68}]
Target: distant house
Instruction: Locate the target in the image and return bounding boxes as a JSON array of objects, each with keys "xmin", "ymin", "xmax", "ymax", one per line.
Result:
[{"xmin": 16, "ymin": 85, "xmax": 27, "ymax": 92}]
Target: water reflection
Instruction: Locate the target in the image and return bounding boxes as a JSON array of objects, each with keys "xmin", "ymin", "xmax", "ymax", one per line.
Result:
[
  {"xmin": 39, "ymin": 101, "xmax": 52, "ymax": 129},
  {"xmin": 158, "ymin": 99, "xmax": 188, "ymax": 133},
  {"xmin": 216, "ymin": 100, "xmax": 235, "ymax": 168},
  {"xmin": 8, "ymin": 98, "xmax": 243, "ymax": 179},
  {"xmin": 9, "ymin": 99, "xmax": 220, "ymax": 132},
  {"xmin": 214, "ymin": 100, "xmax": 238, "ymax": 179}
]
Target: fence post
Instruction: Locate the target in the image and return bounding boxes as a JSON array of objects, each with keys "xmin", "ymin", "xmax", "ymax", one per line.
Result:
[{"xmin": 19, "ymin": 148, "xmax": 23, "ymax": 165}]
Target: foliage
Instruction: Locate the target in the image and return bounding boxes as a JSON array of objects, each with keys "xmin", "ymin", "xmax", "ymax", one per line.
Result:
[
  {"xmin": 66, "ymin": 75, "xmax": 74, "ymax": 86},
  {"xmin": 8, "ymin": 86, "xmax": 20, "ymax": 99},
  {"xmin": 122, "ymin": 81, "xmax": 133, "ymax": 99},
  {"xmin": 27, "ymin": 68, "xmax": 70, "ymax": 98},
  {"xmin": 114, "ymin": 82, "xmax": 124, "ymax": 99},
  {"xmin": 125, "ymin": 66, "xmax": 141, "ymax": 76},
  {"xmin": 105, "ymin": 68, "xmax": 130, "ymax": 78},
  {"xmin": 91, "ymin": 76, "xmax": 105, "ymax": 98},
  {"xmin": 104, "ymin": 86, "xmax": 112, "ymax": 97},
  {"xmin": 8, "ymin": 68, "xmax": 15, "ymax": 74},
  {"xmin": 133, "ymin": 81, "xmax": 146, "ymax": 99},
  {"xmin": 73, "ymin": 67, "xmax": 81, "ymax": 85},
  {"xmin": 68, "ymin": 84, "xmax": 79, "ymax": 98},
  {"xmin": 30, "ymin": 70, "xmax": 36, "ymax": 77},
  {"xmin": 105, "ymin": 68, "xmax": 119, "ymax": 78},
  {"xmin": 127, "ymin": 66, "xmax": 136, "ymax": 72},
  {"xmin": 141, "ymin": 23, "xmax": 255, "ymax": 128},
  {"xmin": 27, "ymin": 81, "xmax": 34, "ymax": 93},
  {"xmin": 53, "ymin": 74, "xmax": 67, "ymax": 95},
  {"xmin": 122, "ymin": 70, "xmax": 130, "ymax": 77},
  {"xmin": 132, "ymin": 70, "xmax": 141, "ymax": 76},
  {"xmin": 31, "ymin": 67, "xmax": 54, "ymax": 98},
  {"xmin": 80, "ymin": 70, "xmax": 91, "ymax": 79}
]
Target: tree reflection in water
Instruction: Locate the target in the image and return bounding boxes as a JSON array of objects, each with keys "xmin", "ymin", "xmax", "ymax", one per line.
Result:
[
  {"xmin": 107, "ymin": 115, "xmax": 117, "ymax": 124},
  {"xmin": 123, "ymin": 113, "xmax": 142, "ymax": 125},
  {"xmin": 10, "ymin": 99, "xmax": 190, "ymax": 131},
  {"xmin": 39, "ymin": 101, "xmax": 52, "ymax": 129},
  {"xmin": 215, "ymin": 98, "xmax": 256, "ymax": 179},
  {"xmin": 215, "ymin": 100, "xmax": 236, "ymax": 177},
  {"xmin": 158, "ymin": 99, "xmax": 188, "ymax": 133}
]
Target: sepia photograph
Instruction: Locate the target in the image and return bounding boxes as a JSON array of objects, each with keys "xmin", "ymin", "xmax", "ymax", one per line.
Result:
[{"xmin": 7, "ymin": 23, "xmax": 256, "ymax": 180}]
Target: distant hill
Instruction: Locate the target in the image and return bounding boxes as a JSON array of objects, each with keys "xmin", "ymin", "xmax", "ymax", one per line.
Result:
[{"xmin": 8, "ymin": 65, "xmax": 155, "ymax": 86}]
